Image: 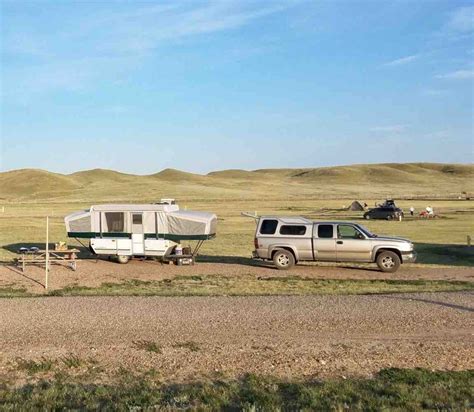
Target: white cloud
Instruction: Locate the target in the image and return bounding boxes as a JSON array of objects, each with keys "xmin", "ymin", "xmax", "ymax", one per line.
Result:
[
  {"xmin": 446, "ymin": 6, "xmax": 474, "ymax": 33},
  {"xmin": 421, "ymin": 88, "xmax": 448, "ymax": 96},
  {"xmin": 422, "ymin": 131, "xmax": 451, "ymax": 140},
  {"xmin": 382, "ymin": 54, "xmax": 420, "ymax": 67},
  {"xmin": 435, "ymin": 69, "xmax": 474, "ymax": 80},
  {"xmin": 3, "ymin": 1, "xmax": 294, "ymax": 101},
  {"xmin": 67, "ymin": 1, "xmax": 293, "ymax": 56},
  {"xmin": 370, "ymin": 125, "xmax": 407, "ymax": 133},
  {"xmin": 2, "ymin": 55, "xmax": 139, "ymax": 105}
]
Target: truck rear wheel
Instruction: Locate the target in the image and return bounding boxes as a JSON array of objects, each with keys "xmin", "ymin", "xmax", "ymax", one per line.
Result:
[
  {"xmin": 117, "ymin": 255, "xmax": 130, "ymax": 264},
  {"xmin": 376, "ymin": 251, "xmax": 400, "ymax": 273},
  {"xmin": 273, "ymin": 250, "xmax": 295, "ymax": 270}
]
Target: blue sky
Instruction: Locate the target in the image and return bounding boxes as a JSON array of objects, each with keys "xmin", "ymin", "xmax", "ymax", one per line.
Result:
[{"xmin": 1, "ymin": 0, "xmax": 473, "ymax": 174}]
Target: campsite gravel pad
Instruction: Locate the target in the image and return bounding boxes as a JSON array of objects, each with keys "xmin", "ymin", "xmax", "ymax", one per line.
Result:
[{"xmin": 1, "ymin": 292, "xmax": 473, "ymax": 384}]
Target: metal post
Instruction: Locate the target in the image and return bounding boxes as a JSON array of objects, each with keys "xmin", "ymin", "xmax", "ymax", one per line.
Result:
[{"xmin": 45, "ymin": 216, "xmax": 49, "ymax": 289}]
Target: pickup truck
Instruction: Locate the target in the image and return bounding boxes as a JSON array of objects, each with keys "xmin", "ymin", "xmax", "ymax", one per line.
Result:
[{"xmin": 252, "ymin": 216, "xmax": 416, "ymax": 272}]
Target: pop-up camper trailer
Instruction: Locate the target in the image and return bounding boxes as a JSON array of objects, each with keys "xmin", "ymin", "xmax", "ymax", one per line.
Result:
[{"xmin": 65, "ymin": 202, "xmax": 217, "ymax": 264}]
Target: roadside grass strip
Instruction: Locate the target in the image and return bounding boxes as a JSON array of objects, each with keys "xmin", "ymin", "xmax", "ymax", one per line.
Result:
[
  {"xmin": 0, "ymin": 276, "xmax": 473, "ymax": 298},
  {"xmin": 1, "ymin": 368, "xmax": 472, "ymax": 410}
]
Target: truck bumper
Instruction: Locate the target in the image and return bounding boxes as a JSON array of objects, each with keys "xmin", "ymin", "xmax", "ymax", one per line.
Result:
[{"xmin": 402, "ymin": 251, "xmax": 417, "ymax": 263}]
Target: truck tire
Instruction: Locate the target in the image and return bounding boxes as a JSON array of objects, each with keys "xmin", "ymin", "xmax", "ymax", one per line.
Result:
[
  {"xmin": 117, "ymin": 255, "xmax": 130, "ymax": 264},
  {"xmin": 376, "ymin": 251, "xmax": 400, "ymax": 273},
  {"xmin": 273, "ymin": 249, "xmax": 295, "ymax": 270},
  {"xmin": 364, "ymin": 214, "xmax": 370, "ymax": 220}
]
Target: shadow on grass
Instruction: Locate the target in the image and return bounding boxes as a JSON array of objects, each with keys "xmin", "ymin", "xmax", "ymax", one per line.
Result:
[
  {"xmin": 415, "ymin": 243, "xmax": 474, "ymax": 267},
  {"xmin": 198, "ymin": 255, "xmax": 262, "ymax": 266},
  {"xmin": 2, "ymin": 242, "xmax": 473, "ymax": 268},
  {"xmin": 2, "ymin": 242, "xmax": 96, "ymax": 260}
]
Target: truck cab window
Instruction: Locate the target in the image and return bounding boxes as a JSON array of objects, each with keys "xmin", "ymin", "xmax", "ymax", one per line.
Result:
[
  {"xmin": 260, "ymin": 219, "xmax": 278, "ymax": 235},
  {"xmin": 317, "ymin": 225, "xmax": 333, "ymax": 238},
  {"xmin": 338, "ymin": 225, "xmax": 364, "ymax": 239}
]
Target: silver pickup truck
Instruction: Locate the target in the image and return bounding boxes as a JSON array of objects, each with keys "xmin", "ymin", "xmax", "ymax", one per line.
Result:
[{"xmin": 252, "ymin": 216, "xmax": 416, "ymax": 272}]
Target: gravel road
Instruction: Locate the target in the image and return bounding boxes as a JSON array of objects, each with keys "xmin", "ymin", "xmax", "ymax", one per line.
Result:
[{"xmin": 1, "ymin": 292, "xmax": 473, "ymax": 383}]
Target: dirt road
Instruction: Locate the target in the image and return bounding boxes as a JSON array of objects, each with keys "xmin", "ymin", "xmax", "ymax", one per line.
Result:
[
  {"xmin": 1, "ymin": 292, "xmax": 473, "ymax": 383},
  {"xmin": 1, "ymin": 258, "xmax": 473, "ymax": 293}
]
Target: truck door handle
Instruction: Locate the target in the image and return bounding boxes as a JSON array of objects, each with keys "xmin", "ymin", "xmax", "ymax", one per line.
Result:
[{"xmin": 337, "ymin": 240, "xmax": 343, "ymax": 244}]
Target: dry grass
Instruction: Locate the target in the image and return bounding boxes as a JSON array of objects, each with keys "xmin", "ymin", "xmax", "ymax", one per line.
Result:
[{"xmin": 1, "ymin": 368, "xmax": 472, "ymax": 410}]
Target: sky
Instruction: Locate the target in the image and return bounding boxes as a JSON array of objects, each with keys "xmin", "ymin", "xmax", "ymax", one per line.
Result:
[{"xmin": 1, "ymin": 0, "xmax": 473, "ymax": 174}]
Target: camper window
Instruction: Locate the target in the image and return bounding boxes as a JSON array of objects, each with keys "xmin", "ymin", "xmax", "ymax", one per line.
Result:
[
  {"xmin": 104, "ymin": 212, "xmax": 125, "ymax": 232},
  {"xmin": 132, "ymin": 214, "xmax": 142, "ymax": 225},
  {"xmin": 260, "ymin": 219, "xmax": 278, "ymax": 235},
  {"xmin": 280, "ymin": 225, "xmax": 307, "ymax": 236}
]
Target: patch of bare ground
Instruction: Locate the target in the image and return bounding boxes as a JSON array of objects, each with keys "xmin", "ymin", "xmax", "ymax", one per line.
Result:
[{"xmin": 0, "ymin": 258, "xmax": 472, "ymax": 294}]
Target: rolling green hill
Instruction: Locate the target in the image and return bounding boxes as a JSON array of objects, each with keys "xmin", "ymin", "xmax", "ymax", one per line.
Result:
[
  {"xmin": 0, "ymin": 163, "xmax": 472, "ymax": 202},
  {"xmin": 0, "ymin": 169, "xmax": 81, "ymax": 199}
]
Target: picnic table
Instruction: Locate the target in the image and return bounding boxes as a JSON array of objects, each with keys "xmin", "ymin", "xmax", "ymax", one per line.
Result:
[{"xmin": 15, "ymin": 248, "xmax": 80, "ymax": 272}]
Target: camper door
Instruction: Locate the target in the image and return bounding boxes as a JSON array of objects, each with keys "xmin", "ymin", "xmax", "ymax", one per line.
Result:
[{"xmin": 131, "ymin": 213, "xmax": 145, "ymax": 255}]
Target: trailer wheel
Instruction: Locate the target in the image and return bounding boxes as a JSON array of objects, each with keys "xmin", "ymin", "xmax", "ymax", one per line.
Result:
[
  {"xmin": 117, "ymin": 255, "xmax": 130, "ymax": 264},
  {"xmin": 273, "ymin": 249, "xmax": 295, "ymax": 270}
]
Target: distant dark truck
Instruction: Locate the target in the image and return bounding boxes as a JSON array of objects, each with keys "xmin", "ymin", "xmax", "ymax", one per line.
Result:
[
  {"xmin": 252, "ymin": 217, "xmax": 416, "ymax": 272},
  {"xmin": 364, "ymin": 199, "xmax": 404, "ymax": 220}
]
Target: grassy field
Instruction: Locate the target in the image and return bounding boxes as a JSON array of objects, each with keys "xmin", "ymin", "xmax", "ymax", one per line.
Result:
[
  {"xmin": 1, "ymin": 367, "xmax": 472, "ymax": 410},
  {"xmin": 0, "ymin": 163, "xmax": 473, "ymax": 266}
]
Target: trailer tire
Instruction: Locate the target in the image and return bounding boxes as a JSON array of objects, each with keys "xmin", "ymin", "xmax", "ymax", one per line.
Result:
[
  {"xmin": 117, "ymin": 255, "xmax": 130, "ymax": 264},
  {"xmin": 273, "ymin": 249, "xmax": 295, "ymax": 270}
]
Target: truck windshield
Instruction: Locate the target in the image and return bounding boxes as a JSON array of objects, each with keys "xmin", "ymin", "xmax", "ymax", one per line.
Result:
[{"xmin": 357, "ymin": 225, "xmax": 377, "ymax": 238}]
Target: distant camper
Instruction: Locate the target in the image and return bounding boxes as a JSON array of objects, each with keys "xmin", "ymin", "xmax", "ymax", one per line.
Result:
[{"xmin": 65, "ymin": 203, "xmax": 217, "ymax": 264}]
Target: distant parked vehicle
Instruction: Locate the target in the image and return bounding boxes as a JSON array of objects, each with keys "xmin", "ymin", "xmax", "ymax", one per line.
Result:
[
  {"xmin": 363, "ymin": 206, "xmax": 404, "ymax": 220},
  {"xmin": 252, "ymin": 216, "xmax": 416, "ymax": 272}
]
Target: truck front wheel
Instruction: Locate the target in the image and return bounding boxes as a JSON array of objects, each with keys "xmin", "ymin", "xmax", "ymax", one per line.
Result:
[
  {"xmin": 273, "ymin": 250, "xmax": 295, "ymax": 270},
  {"xmin": 376, "ymin": 251, "xmax": 400, "ymax": 273}
]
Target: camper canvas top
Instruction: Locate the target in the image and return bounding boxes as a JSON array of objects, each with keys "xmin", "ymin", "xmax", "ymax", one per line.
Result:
[
  {"xmin": 91, "ymin": 204, "xmax": 179, "ymax": 212},
  {"xmin": 65, "ymin": 203, "xmax": 217, "ymax": 240}
]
